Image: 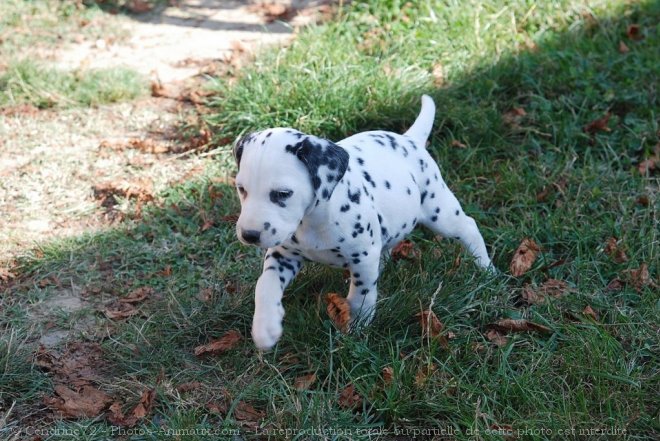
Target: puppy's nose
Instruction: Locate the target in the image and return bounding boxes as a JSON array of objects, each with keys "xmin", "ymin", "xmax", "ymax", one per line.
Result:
[{"xmin": 241, "ymin": 229, "xmax": 261, "ymax": 244}]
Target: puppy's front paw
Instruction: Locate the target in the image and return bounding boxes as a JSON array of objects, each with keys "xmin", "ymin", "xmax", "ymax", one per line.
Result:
[
  {"xmin": 347, "ymin": 300, "xmax": 376, "ymax": 331},
  {"xmin": 251, "ymin": 312, "xmax": 283, "ymax": 351}
]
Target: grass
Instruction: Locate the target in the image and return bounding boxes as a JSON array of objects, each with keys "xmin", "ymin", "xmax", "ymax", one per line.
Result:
[
  {"xmin": 0, "ymin": 0, "xmax": 147, "ymax": 109},
  {"xmin": 1, "ymin": 0, "xmax": 659, "ymax": 440}
]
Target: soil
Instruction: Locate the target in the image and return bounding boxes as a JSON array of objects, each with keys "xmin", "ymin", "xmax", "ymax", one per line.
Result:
[{"xmin": 0, "ymin": 0, "xmax": 332, "ymax": 263}]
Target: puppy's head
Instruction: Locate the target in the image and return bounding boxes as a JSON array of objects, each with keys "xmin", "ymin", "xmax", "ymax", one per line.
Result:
[{"xmin": 233, "ymin": 128, "xmax": 349, "ymax": 248}]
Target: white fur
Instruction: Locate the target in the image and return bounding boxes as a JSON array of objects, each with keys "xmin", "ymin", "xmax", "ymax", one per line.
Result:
[{"xmin": 234, "ymin": 95, "xmax": 494, "ymax": 350}]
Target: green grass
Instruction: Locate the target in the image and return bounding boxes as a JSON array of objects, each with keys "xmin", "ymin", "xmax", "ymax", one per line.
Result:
[
  {"xmin": 0, "ymin": 0, "xmax": 147, "ymax": 109},
  {"xmin": 1, "ymin": 0, "xmax": 659, "ymax": 440},
  {"xmin": 0, "ymin": 60, "xmax": 147, "ymax": 108}
]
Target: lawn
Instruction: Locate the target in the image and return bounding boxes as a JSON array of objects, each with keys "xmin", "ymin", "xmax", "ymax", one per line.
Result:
[{"xmin": 1, "ymin": 0, "xmax": 658, "ymax": 440}]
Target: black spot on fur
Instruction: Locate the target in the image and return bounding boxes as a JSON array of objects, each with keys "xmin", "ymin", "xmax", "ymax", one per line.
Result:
[
  {"xmin": 340, "ymin": 204, "xmax": 350, "ymax": 212},
  {"xmin": 421, "ymin": 191, "xmax": 428, "ymax": 204},
  {"xmin": 455, "ymin": 210, "xmax": 460, "ymax": 216},
  {"xmin": 385, "ymin": 180, "xmax": 391, "ymax": 189},
  {"xmin": 348, "ymin": 188, "xmax": 361, "ymax": 204}
]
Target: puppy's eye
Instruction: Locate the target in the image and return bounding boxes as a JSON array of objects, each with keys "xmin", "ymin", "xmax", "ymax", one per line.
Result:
[
  {"xmin": 237, "ymin": 185, "xmax": 247, "ymax": 197},
  {"xmin": 270, "ymin": 189, "xmax": 293, "ymax": 205}
]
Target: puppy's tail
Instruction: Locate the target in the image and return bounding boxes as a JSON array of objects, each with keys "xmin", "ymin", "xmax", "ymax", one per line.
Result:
[{"xmin": 403, "ymin": 94, "xmax": 435, "ymax": 147}]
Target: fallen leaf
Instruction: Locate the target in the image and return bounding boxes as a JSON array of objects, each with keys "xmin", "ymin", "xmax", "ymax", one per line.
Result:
[
  {"xmin": 618, "ymin": 41, "xmax": 630, "ymax": 53},
  {"xmin": 382, "ymin": 366, "xmax": 394, "ymax": 385},
  {"xmin": 582, "ymin": 305, "xmax": 599, "ymax": 321},
  {"xmin": 416, "ymin": 310, "xmax": 448, "ymax": 346},
  {"xmin": 485, "ymin": 329, "xmax": 509, "ymax": 347},
  {"xmin": 604, "ymin": 237, "xmax": 628, "ymax": 263},
  {"xmin": 626, "ymin": 24, "xmax": 643, "ymax": 40},
  {"xmin": 637, "ymin": 195, "xmax": 650, "ymax": 206},
  {"xmin": 248, "ymin": 2, "xmax": 294, "ymax": 23},
  {"xmin": 158, "ymin": 266, "xmax": 172, "ymax": 277},
  {"xmin": 432, "ymin": 63, "xmax": 444, "ymax": 87},
  {"xmin": 502, "ymin": 107, "xmax": 527, "ymax": 127},
  {"xmin": 132, "ymin": 389, "xmax": 156, "ymax": 419},
  {"xmin": 119, "ymin": 286, "xmax": 154, "ymax": 304},
  {"xmin": 294, "ymin": 373, "xmax": 317, "ymax": 391},
  {"xmin": 126, "ymin": 0, "xmax": 153, "ymax": 14},
  {"xmin": 194, "ymin": 330, "xmax": 242, "ymax": 356},
  {"xmin": 450, "ymin": 139, "xmax": 467, "ymax": 149},
  {"xmin": 325, "ymin": 293, "xmax": 351, "ymax": 333},
  {"xmin": 606, "ymin": 278, "xmax": 624, "ymax": 291},
  {"xmin": 509, "ymin": 238, "xmax": 540, "ymax": 277},
  {"xmin": 522, "ymin": 280, "xmax": 569, "ymax": 305},
  {"xmin": 46, "ymin": 385, "xmax": 111, "ymax": 418},
  {"xmin": 104, "ymin": 303, "xmax": 140, "ymax": 320},
  {"xmin": 338, "ymin": 384, "xmax": 362, "ymax": 410},
  {"xmin": 176, "ymin": 382, "xmax": 203, "ymax": 393},
  {"xmin": 583, "ymin": 113, "xmax": 611, "ymax": 134},
  {"xmin": 624, "ymin": 263, "xmax": 655, "ymax": 292},
  {"xmin": 638, "ymin": 158, "xmax": 657, "ymax": 174},
  {"xmin": 489, "ymin": 318, "xmax": 552, "ymax": 334},
  {"xmin": 414, "ymin": 363, "xmax": 437, "ymax": 388},
  {"xmin": 234, "ymin": 401, "xmax": 265, "ymax": 422},
  {"xmin": 197, "ymin": 288, "xmax": 213, "ymax": 303},
  {"xmin": 108, "ymin": 388, "xmax": 157, "ymax": 427},
  {"xmin": 391, "ymin": 240, "xmax": 420, "ymax": 261}
]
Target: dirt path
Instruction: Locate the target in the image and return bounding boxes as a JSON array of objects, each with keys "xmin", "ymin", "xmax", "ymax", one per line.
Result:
[{"xmin": 0, "ymin": 0, "xmax": 331, "ymax": 262}]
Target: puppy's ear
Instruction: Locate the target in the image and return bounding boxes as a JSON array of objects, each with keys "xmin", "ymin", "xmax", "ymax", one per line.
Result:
[
  {"xmin": 288, "ymin": 136, "xmax": 349, "ymax": 201},
  {"xmin": 233, "ymin": 134, "xmax": 247, "ymax": 168}
]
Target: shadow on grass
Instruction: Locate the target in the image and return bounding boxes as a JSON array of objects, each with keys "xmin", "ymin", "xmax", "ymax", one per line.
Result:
[{"xmin": 1, "ymin": 0, "xmax": 658, "ymax": 438}]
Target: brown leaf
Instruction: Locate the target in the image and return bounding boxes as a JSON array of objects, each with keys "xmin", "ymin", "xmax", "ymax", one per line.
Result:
[
  {"xmin": 128, "ymin": 138, "xmax": 170, "ymax": 154},
  {"xmin": 523, "ymin": 278, "xmax": 571, "ymax": 304},
  {"xmin": 606, "ymin": 278, "xmax": 624, "ymax": 291},
  {"xmin": 582, "ymin": 305, "xmax": 599, "ymax": 321},
  {"xmin": 248, "ymin": 2, "xmax": 294, "ymax": 23},
  {"xmin": 432, "ymin": 63, "xmax": 444, "ymax": 87},
  {"xmin": 618, "ymin": 41, "xmax": 630, "ymax": 53},
  {"xmin": 626, "ymin": 24, "xmax": 643, "ymax": 40},
  {"xmin": 176, "ymin": 382, "xmax": 203, "ymax": 393},
  {"xmin": 325, "ymin": 293, "xmax": 351, "ymax": 333},
  {"xmin": 638, "ymin": 158, "xmax": 657, "ymax": 175},
  {"xmin": 47, "ymin": 385, "xmax": 111, "ymax": 418},
  {"xmin": 294, "ymin": 373, "xmax": 317, "ymax": 391},
  {"xmin": 414, "ymin": 363, "xmax": 437, "ymax": 388},
  {"xmin": 450, "ymin": 139, "xmax": 467, "ymax": 149},
  {"xmin": 509, "ymin": 238, "xmax": 540, "ymax": 277},
  {"xmin": 604, "ymin": 237, "xmax": 628, "ymax": 263},
  {"xmin": 583, "ymin": 113, "xmax": 611, "ymax": 134},
  {"xmin": 502, "ymin": 107, "xmax": 526, "ymax": 127},
  {"xmin": 624, "ymin": 263, "xmax": 655, "ymax": 292},
  {"xmin": 197, "ymin": 288, "xmax": 213, "ymax": 303},
  {"xmin": 126, "ymin": 0, "xmax": 153, "ymax": 14},
  {"xmin": 132, "ymin": 388, "xmax": 156, "ymax": 419},
  {"xmin": 391, "ymin": 240, "xmax": 420, "ymax": 261},
  {"xmin": 416, "ymin": 310, "xmax": 445, "ymax": 343},
  {"xmin": 104, "ymin": 302, "xmax": 140, "ymax": 320},
  {"xmin": 194, "ymin": 330, "xmax": 242, "ymax": 356},
  {"xmin": 489, "ymin": 318, "xmax": 552, "ymax": 334},
  {"xmin": 119, "ymin": 287, "xmax": 154, "ymax": 304},
  {"xmin": 382, "ymin": 366, "xmax": 394, "ymax": 385},
  {"xmin": 485, "ymin": 329, "xmax": 509, "ymax": 347},
  {"xmin": 234, "ymin": 401, "xmax": 265, "ymax": 422},
  {"xmin": 338, "ymin": 384, "xmax": 362, "ymax": 410}
]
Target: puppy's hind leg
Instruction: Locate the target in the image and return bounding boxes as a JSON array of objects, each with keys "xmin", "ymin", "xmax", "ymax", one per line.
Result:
[{"xmin": 420, "ymin": 184, "xmax": 494, "ymax": 270}]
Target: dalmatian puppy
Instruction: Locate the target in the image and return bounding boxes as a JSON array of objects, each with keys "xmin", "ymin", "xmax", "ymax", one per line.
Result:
[{"xmin": 233, "ymin": 95, "xmax": 494, "ymax": 350}]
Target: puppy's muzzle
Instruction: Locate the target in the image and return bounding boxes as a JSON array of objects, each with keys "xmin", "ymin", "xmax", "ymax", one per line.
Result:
[{"xmin": 241, "ymin": 229, "xmax": 261, "ymax": 245}]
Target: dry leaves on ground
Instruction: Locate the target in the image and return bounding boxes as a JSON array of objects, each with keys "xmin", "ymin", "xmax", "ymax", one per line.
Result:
[
  {"xmin": 92, "ymin": 179, "xmax": 154, "ymax": 208},
  {"xmin": 338, "ymin": 384, "xmax": 362, "ymax": 410},
  {"xmin": 108, "ymin": 388, "xmax": 157, "ymax": 427},
  {"xmin": 619, "ymin": 41, "xmax": 630, "ymax": 53},
  {"xmin": 416, "ymin": 309, "xmax": 449, "ymax": 347},
  {"xmin": 582, "ymin": 305, "xmax": 599, "ymax": 321},
  {"xmin": 626, "ymin": 24, "xmax": 643, "ymax": 40},
  {"xmin": 119, "ymin": 286, "xmax": 154, "ymax": 304},
  {"xmin": 624, "ymin": 263, "xmax": 656, "ymax": 292},
  {"xmin": 485, "ymin": 329, "xmax": 509, "ymax": 347},
  {"xmin": 38, "ymin": 342, "xmax": 112, "ymax": 418},
  {"xmin": 325, "ymin": 293, "xmax": 351, "ymax": 333},
  {"xmin": 104, "ymin": 302, "xmax": 141, "ymax": 320},
  {"xmin": 509, "ymin": 238, "xmax": 540, "ymax": 276},
  {"xmin": 391, "ymin": 240, "xmax": 420, "ymax": 262},
  {"xmin": 294, "ymin": 373, "xmax": 317, "ymax": 391},
  {"xmin": 489, "ymin": 318, "xmax": 552, "ymax": 335},
  {"xmin": 176, "ymin": 382, "xmax": 203, "ymax": 393},
  {"xmin": 604, "ymin": 237, "xmax": 629, "ymax": 263},
  {"xmin": 521, "ymin": 279, "xmax": 570, "ymax": 305},
  {"xmin": 382, "ymin": 366, "xmax": 394, "ymax": 385},
  {"xmin": 234, "ymin": 401, "xmax": 265, "ymax": 428},
  {"xmin": 637, "ymin": 143, "xmax": 659, "ymax": 175},
  {"xmin": 414, "ymin": 363, "xmax": 437, "ymax": 388},
  {"xmin": 502, "ymin": 107, "xmax": 527, "ymax": 128},
  {"xmin": 45, "ymin": 385, "xmax": 112, "ymax": 419},
  {"xmin": 194, "ymin": 330, "xmax": 242, "ymax": 356},
  {"xmin": 583, "ymin": 113, "xmax": 612, "ymax": 134}
]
